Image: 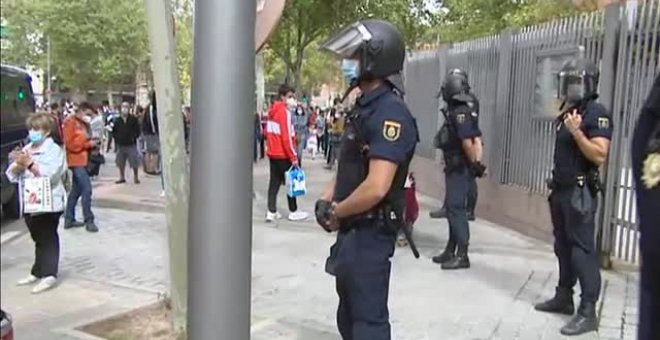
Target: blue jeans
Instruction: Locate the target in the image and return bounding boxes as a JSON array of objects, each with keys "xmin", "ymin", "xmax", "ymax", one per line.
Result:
[{"xmin": 65, "ymin": 166, "xmax": 94, "ymax": 223}]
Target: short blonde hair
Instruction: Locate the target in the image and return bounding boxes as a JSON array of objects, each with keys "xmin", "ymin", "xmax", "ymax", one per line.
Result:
[{"xmin": 26, "ymin": 112, "xmax": 57, "ymax": 136}]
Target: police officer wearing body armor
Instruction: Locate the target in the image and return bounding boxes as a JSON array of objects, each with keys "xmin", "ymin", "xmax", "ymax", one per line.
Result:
[
  {"xmin": 534, "ymin": 58, "xmax": 612, "ymax": 336},
  {"xmin": 314, "ymin": 19, "xmax": 418, "ymax": 340},
  {"xmin": 431, "ymin": 68, "xmax": 486, "ymax": 270},
  {"xmin": 631, "ymin": 74, "xmax": 660, "ymax": 340},
  {"xmin": 431, "ymin": 70, "xmax": 480, "ymax": 221}
]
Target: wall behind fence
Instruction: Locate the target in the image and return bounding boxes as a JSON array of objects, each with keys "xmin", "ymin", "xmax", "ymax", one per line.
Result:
[{"xmin": 404, "ymin": 0, "xmax": 659, "ymax": 266}]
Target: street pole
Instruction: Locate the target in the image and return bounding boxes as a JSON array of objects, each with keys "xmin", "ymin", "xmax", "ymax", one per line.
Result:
[
  {"xmin": 144, "ymin": 0, "xmax": 189, "ymax": 333},
  {"xmin": 188, "ymin": 0, "xmax": 254, "ymax": 338},
  {"xmin": 46, "ymin": 37, "xmax": 52, "ymax": 104}
]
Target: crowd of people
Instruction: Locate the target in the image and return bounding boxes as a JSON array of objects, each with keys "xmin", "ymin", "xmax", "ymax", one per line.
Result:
[
  {"xmin": 254, "ymin": 97, "xmax": 347, "ymax": 169},
  {"xmin": 6, "ymin": 92, "xmax": 193, "ymax": 294}
]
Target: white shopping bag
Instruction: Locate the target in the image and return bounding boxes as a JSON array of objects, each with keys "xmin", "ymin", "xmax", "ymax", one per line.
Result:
[{"xmin": 23, "ymin": 177, "xmax": 54, "ymax": 214}]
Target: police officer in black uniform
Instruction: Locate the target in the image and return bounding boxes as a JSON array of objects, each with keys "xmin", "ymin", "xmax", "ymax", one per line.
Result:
[
  {"xmin": 631, "ymin": 74, "xmax": 659, "ymax": 340},
  {"xmin": 534, "ymin": 58, "xmax": 612, "ymax": 336},
  {"xmin": 314, "ymin": 19, "xmax": 418, "ymax": 340},
  {"xmin": 430, "ymin": 70, "xmax": 480, "ymax": 221},
  {"xmin": 431, "ymin": 68, "xmax": 485, "ymax": 270}
]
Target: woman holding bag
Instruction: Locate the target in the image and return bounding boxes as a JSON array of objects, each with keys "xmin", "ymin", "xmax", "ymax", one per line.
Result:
[{"xmin": 6, "ymin": 113, "xmax": 67, "ymax": 294}]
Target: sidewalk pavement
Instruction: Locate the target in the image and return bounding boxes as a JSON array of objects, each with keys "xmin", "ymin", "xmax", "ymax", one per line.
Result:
[{"xmin": 0, "ymin": 153, "xmax": 639, "ymax": 340}]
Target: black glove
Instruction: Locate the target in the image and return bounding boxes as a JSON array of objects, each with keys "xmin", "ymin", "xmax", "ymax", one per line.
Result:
[
  {"xmin": 470, "ymin": 161, "xmax": 487, "ymax": 178},
  {"xmin": 315, "ymin": 199, "xmax": 333, "ymax": 232}
]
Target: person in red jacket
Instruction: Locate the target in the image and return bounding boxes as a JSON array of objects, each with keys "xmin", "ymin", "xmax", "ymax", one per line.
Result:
[{"xmin": 265, "ymin": 84, "xmax": 309, "ymax": 222}]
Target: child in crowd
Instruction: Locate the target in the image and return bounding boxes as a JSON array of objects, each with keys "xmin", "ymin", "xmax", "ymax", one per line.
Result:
[{"xmin": 306, "ymin": 124, "xmax": 318, "ymax": 160}]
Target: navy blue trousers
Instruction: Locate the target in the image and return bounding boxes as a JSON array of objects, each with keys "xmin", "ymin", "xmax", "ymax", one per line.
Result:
[
  {"xmin": 549, "ymin": 185, "xmax": 601, "ymax": 303},
  {"xmin": 327, "ymin": 223, "xmax": 396, "ymax": 340},
  {"xmin": 636, "ymin": 184, "xmax": 660, "ymax": 340},
  {"xmin": 445, "ymin": 168, "xmax": 470, "ymax": 246}
]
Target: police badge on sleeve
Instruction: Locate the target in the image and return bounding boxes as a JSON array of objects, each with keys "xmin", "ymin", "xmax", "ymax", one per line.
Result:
[{"xmin": 383, "ymin": 120, "xmax": 401, "ymax": 141}]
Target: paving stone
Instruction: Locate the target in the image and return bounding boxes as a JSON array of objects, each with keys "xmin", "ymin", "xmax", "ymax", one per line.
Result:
[{"xmin": 0, "ymin": 158, "xmax": 639, "ymax": 339}]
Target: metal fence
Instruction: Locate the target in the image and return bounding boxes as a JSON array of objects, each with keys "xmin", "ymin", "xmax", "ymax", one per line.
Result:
[{"xmin": 404, "ymin": 0, "xmax": 659, "ymax": 266}]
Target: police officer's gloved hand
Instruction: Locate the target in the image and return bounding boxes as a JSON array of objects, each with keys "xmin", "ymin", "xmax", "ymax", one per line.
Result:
[
  {"xmin": 315, "ymin": 199, "xmax": 333, "ymax": 232},
  {"xmin": 471, "ymin": 161, "xmax": 487, "ymax": 178}
]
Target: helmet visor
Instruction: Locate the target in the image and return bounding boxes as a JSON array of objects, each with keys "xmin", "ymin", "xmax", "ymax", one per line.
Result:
[
  {"xmin": 557, "ymin": 71, "xmax": 585, "ymax": 101},
  {"xmin": 320, "ymin": 22, "xmax": 373, "ymax": 58}
]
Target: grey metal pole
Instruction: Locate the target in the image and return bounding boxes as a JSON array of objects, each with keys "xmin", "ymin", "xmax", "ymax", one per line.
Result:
[
  {"xmin": 144, "ymin": 0, "xmax": 189, "ymax": 332},
  {"xmin": 188, "ymin": 0, "xmax": 254, "ymax": 339}
]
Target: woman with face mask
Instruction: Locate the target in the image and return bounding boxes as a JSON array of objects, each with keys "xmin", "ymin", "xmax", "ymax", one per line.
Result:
[{"xmin": 6, "ymin": 113, "xmax": 68, "ymax": 294}]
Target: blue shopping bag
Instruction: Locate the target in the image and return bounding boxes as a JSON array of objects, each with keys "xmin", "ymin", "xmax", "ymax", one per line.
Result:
[{"xmin": 287, "ymin": 167, "xmax": 307, "ymax": 197}]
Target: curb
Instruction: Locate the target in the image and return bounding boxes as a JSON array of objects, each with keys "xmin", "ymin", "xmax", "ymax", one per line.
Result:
[
  {"xmin": 92, "ymin": 198, "xmax": 164, "ymax": 213},
  {"xmin": 52, "ymin": 298, "xmax": 162, "ymax": 340}
]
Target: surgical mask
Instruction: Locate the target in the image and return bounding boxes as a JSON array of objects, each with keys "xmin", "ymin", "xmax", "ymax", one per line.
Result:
[
  {"xmin": 341, "ymin": 59, "xmax": 360, "ymax": 84},
  {"xmin": 28, "ymin": 130, "xmax": 45, "ymax": 144},
  {"xmin": 296, "ymin": 108, "xmax": 303, "ymax": 114},
  {"xmin": 335, "ymin": 113, "xmax": 341, "ymax": 119},
  {"xmin": 286, "ymin": 97, "xmax": 297, "ymax": 109},
  {"xmin": 83, "ymin": 116, "xmax": 92, "ymax": 123}
]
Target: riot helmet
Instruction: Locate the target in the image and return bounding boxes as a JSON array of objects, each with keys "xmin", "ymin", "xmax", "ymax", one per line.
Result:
[
  {"xmin": 557, "ymin": 58, "xmax": 599, "ymax": 106},
  {"xmin": 439, "ymin": 68, "xmax": 470, "ymax": 102},
  {"xmin": 320, "ymin": 19, "xmax": 406, "ymax": 93}
]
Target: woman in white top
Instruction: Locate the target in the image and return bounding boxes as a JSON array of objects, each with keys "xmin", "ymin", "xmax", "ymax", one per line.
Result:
[{"xmin": 6, "ymin": 113, "xmax": 68, "ymax": 294}]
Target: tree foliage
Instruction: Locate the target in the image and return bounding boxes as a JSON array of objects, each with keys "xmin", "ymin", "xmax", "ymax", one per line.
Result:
[
  {"xmin": 266, "ymin": 0, "xmax": 436, "ymax": 92},
  {"xmin": 1, "ymin": 0, "xmax": 148, "ymax": 92},
  {"xmin": 173, "ymin": 0, "xmax": 194, "ymax": 96},
  {"xmin": 426, "ymin": 0, "xmax": 597, "ymax": 43}
]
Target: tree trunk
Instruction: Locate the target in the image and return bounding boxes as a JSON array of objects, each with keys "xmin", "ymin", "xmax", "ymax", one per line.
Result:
[
  {"xmin": 255, "ymin": 52, "xmax": 266, "ymax": 113},
  {"xmin": 107, "ymin": 86, "xmax": 114, "ymax": 107},
  {"xmin": 145, "ymin": 0, "xmax": 189, "ymax": 334},
  {"xmin": 292, "ymin": 47, "xmax": 304, "ymax": 93}
]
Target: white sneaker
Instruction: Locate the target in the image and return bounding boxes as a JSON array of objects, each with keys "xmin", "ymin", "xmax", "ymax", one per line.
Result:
[
  {"xmin": 31, "ymin": 276, "xmax": 57, "ymax": 294},
  {"xmin": 266, "ymin": 211, "xmax": 277, "ymax": 222},
  {"xmin": 17, "ymin": 274, "xmax": 39, "ymax": 286},
  {"xmin": 160, "ymin": 190, "xmax": 165, "ymax": 197},
  {"xmin": 265, "ymin": 211, "xmax": 283, "ymax": 222},
  {"xmin": 288, "ymin": 211, "xmax": 309, "ymax": 221}
]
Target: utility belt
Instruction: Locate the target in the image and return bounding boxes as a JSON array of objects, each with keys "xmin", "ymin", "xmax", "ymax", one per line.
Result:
[
  {"xmin": 340, "ymin": 206, "xmax": 399, "ymax": 234},
  {"xmin": 338, "ymin": 204, "xmax": 420, "ymax": 258},
  {"xmin": 546, "ymin": 169, "xmax": 602, "ymax": 194}
]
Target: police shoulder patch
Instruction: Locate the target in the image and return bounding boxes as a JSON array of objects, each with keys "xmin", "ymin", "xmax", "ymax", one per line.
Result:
[
  {"xmin": 598, "ymin": 117, "xmax": 610, "ymax": 129},
  {"xmin": 456, "ymin": 113, "xmax": 466, "ymax": 124},
  {"xmin": 383, "ymin": 120, "xmax": 401, "ymax": 141}
]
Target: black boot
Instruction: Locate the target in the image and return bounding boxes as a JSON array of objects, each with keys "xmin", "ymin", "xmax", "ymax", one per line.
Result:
[
  {"xmin": 441, "ymin": 245, "xmax": 470, "ymax": 270},
  {"xmin": 432, "ymin": 240, "xmax": 456, "ymax": 264},
  {"xmin": 534, "ymin": 287, "xmax": 575, "ymax": 315},
  {"xmin": 560, "ymin": 301, "xmax": 598, "ymax": 336},
  {"xmin": 467, "ymin": 210, "xmax": 476, "ymax": 221},
  {"xmin": 429, "ymin": 206, "xmax": 447, "ymax": 219}
]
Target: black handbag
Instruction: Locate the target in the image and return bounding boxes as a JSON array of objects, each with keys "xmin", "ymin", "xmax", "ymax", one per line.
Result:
[{"xmin": 87, "ymin": 150, "xmax": 105, "ymax": 176}]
